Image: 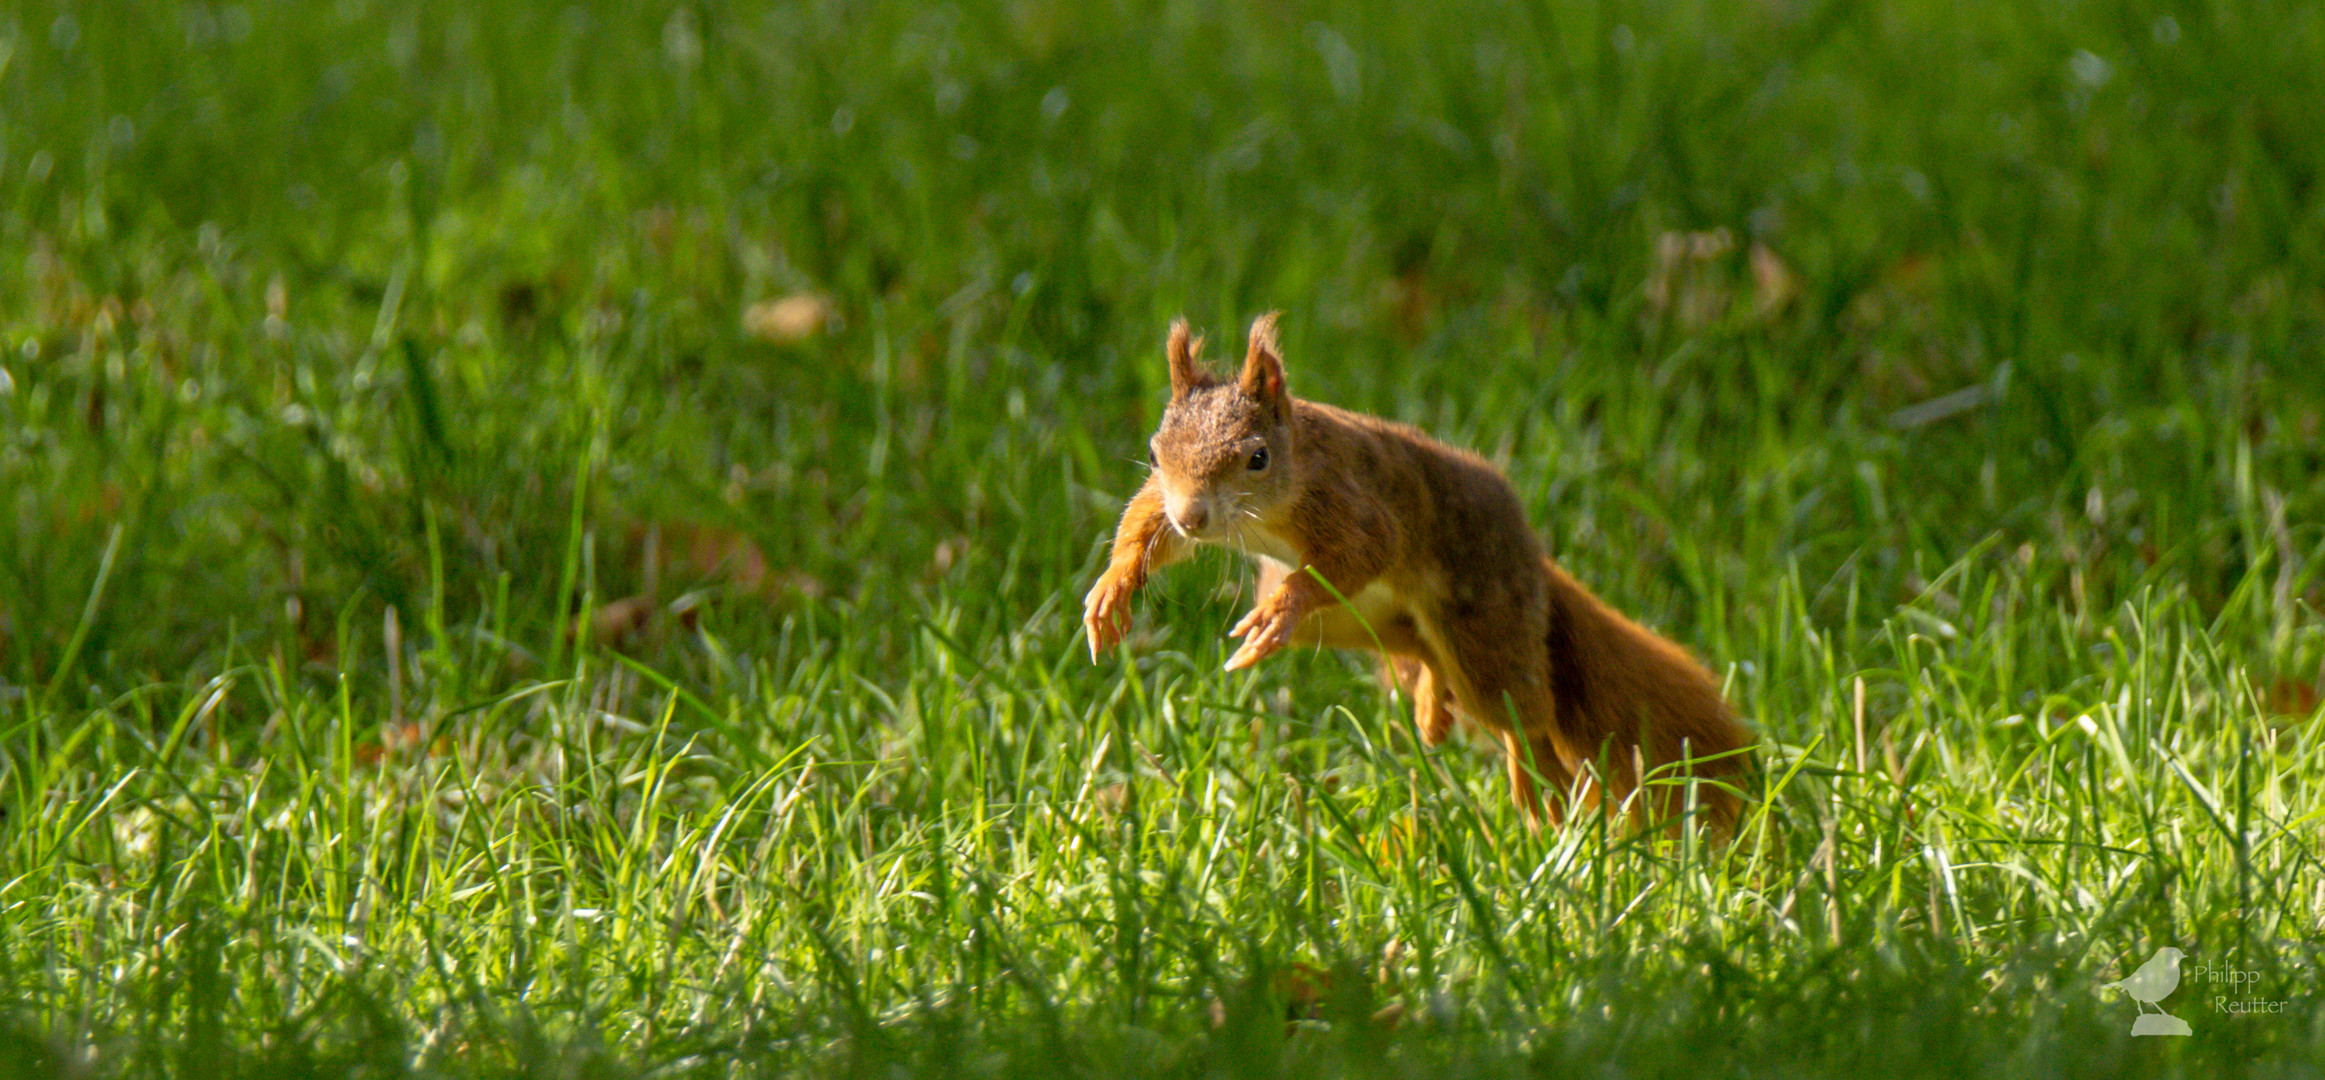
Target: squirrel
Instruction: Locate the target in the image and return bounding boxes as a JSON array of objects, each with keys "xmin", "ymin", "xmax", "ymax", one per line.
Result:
[{"xmin": 1081, "ymin": 314, "xmax": 1752, "ymax": 832}]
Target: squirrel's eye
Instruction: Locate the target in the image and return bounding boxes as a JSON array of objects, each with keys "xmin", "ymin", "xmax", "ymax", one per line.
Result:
[
  {"xmin": 1247, "ymin": 447, "xmax": 1270, "ymax": 471},
  {"xmin": 1148, "ymin": 445, "xmax": 1159, "ymax": 466}
]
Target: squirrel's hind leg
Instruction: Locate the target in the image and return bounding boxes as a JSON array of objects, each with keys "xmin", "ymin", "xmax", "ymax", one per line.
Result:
[
  {"xmin": 1418, "ymin": 587, "xmax": 1565, "ymax": 824},
  {"xmin": 1382, "ymin": 655, "xmax": 1458, "ymax": 746},
  {"xmin": 1501, "ymin": 729, "xmax": 1580, "ymax": 827}
]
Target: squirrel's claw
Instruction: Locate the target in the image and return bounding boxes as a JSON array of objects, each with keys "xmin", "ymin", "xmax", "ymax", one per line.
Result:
[
  {"xmin": 1227, "ymin": 607, "xmax": 1261, "ymax": 639},
  {"xmin": 1223, "ymin": 631, "xmax": 1284, "ymax": 670},
  {"xmin": 1223, "ymin": 605, "xmax": 1296, "ymax": 670},
  {"xmin": 1082, "ymin": 572, "xmax": 1138, "ymax": 660},
  {"xmin": 1082, "ymin": 606, "xmax": 1113, "ymax": 660}
]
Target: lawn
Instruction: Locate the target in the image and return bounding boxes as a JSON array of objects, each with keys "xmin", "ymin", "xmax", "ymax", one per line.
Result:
[{"xmin": 3, "ymin": 0, "xmax": 2323, "ymax": 1075}]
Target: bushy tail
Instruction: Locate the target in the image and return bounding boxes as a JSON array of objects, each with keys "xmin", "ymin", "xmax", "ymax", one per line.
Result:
[{"xmin": 1537, "ymin": 558, "xmax": 1755, "ymax": 836}]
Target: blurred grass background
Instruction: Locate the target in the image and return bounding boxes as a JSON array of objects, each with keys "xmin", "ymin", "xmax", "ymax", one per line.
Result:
[
  {"xmin": 4, "ymin": 0, "xmax": 2319, "ymax": 689},
  {"xmin": 2, "ymin": 0, "xmax": 2322, "ymax": 1076}
]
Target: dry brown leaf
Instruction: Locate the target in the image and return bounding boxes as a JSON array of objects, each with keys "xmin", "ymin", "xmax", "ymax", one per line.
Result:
[
  {"xmin": 1750, "ymin": 241, "xmax": 1801, "ymax": 319},
  {"xmin": 628, "ymin": 520, "xmax": 826, "ymax": 605},
  {"xmin": 929, "ymin": 536, "xmax": 970, "ymax": 576},
  {"xmin": 743, "ymin": 293, "xmax": 836, "ymax": 342},
  {"xmin": 1275, "ymin": 963, "xmax": 1331, "ymax": 1018},
  {"xmin": 1645, "ymin": 228, "xmax": 1737, "ymax": 329},
  {"xmin": 2260, "ymin": 678, "xmax": 2320, "ymax": 718},
  {"xmin": 588, "ymin": 595, "xmax": 658, "ymax": 646}
]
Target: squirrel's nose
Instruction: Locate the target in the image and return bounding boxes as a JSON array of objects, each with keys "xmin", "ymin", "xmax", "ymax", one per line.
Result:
[{"xmin": 1170, "ymin": 500, "xmax": 1209, "ymax": 534}]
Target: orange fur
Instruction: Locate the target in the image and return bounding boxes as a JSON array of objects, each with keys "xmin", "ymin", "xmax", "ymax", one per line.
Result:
[{"xmin": 1084, "ymin": 315, "xmax": 1752, "ymax": 832}]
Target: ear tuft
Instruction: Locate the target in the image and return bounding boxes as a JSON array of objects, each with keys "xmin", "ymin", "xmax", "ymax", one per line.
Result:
[
  {"xmin": 1238, "ymin": 311, "xmax": 1288, "ymax": 413},
  {"xmin": 1166, "ymin": 319, "xmax": 1210, "ymax": 400}
]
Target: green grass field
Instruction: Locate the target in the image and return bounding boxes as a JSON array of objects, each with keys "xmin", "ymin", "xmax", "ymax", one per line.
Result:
[{"xmin": 4, "ymin": 0, "xmax": 2323, "ymax": 1075}]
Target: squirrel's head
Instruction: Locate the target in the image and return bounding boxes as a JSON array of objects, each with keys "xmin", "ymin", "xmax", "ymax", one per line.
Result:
[{"xmin": 1147, "ymin": 313, "xmax": 1296, "ymax": 541}]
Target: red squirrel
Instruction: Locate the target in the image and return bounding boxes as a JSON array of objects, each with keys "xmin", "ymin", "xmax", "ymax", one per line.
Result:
[{"xmin": 1082, "ymin": 314, "xmax": 1752, "ymax": 831}]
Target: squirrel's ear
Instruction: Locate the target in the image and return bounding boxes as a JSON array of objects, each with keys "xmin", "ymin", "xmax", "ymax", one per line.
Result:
[
  {"xmin": 1239, "ymin": 311, "xmax": 1288, "ymax": 414},
  {"xmin": 1166, "ymin": 319, "xmax": 1210, "ymax": 401}
]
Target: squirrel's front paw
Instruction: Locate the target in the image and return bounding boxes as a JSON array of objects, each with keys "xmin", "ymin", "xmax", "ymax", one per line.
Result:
[
  {"xmin": 1082, "ymin": 571, "xmax": 1139, "ymax": 660},
  {"xmin": 1224, "ymin": 601, "xmax": 1299, "ymax": 671}
]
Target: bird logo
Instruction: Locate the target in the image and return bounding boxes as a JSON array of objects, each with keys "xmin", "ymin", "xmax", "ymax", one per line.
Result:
[{"xmin": 2101, "ymin": 947, "xmax": 2191, "ymax": 1036}]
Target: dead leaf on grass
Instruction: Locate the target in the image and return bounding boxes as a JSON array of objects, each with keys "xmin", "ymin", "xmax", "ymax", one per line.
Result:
[
  {"xmin": 587, "ymin": 595, "xmax": 659, "ymax": 647},
  {"xmin": 743, "ymin": 294, "xmax": 836, "ymax": 342}
]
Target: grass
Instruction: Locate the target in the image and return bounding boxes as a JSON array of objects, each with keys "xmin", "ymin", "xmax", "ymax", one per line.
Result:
[{"xmin": 3, "ymin": 0, "xmax": 2324, "ymax": 1075}]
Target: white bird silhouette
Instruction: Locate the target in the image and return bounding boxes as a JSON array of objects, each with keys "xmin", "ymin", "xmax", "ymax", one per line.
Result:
[{"xmin": 2103, "ymin": 948, "xmax": 2186, "ymax": 1013}]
